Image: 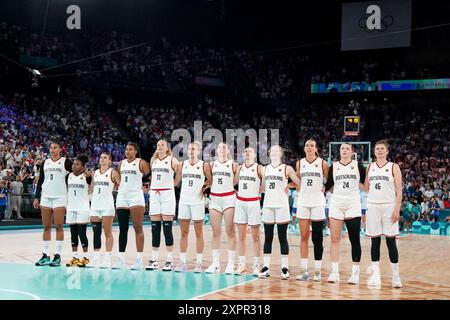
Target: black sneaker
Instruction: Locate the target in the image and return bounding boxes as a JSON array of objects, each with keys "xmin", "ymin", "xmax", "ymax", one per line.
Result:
[
  {"xmin": 49, "ymin": 254, "xmax": 62, "ymax": 267},
  {"xmin": 258, "ymin": 266, "xmax": 270, "ymax": 278},
  {"xmin": 281, "ymin": 267, "xmax": 290, "ymax": 280},
  {"xmin": 35, "ymin": 253, "xmax": 51, "ymax": 266}
]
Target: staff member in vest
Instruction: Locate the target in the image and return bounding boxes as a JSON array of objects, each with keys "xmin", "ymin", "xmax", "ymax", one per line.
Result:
[
  {"xmin": 10, "ymin": 175, "xmax": 23, "ymax": 219},
  {"xmin": 146, "ymin": 139, "xmax": 179, "ymax": 271},
  {"xmin": 205, "ymin": 142, "xmax": 239, "ymax": 274},
  {"xmin": 365, "ymin": 140, "xmax": 403, "ymax": 288},
  {"xmin": 234, "ymin": 147, "xmax": 263, "ymax": 275},
  {"xmin": 90, "ymin": 152, "xmax": 120, "ymax": 268},
  {"xmin": 259, "ymin": 145, "xmax": 300, "ymax": 279},
  {"xmin": 33, "ymin": 141, "xmax": 73, "ymax": 267},
  {"xmin": 174, "ymin": 141, "xmax": 212, "ymax": 272},
  {"xmin": 114, "ymin": 142, "xmax": 151, "ymax": 270},
  {"xmin": 324, "ymin": 143, "xmax": 366, "ymax": 284},
  {"xmin": 295, "ymin": 139, "xmax": 329, "ymax": 281},
  {"xmin": 66, "ymin": 155, "xmax": 92, "ymax": 267}
]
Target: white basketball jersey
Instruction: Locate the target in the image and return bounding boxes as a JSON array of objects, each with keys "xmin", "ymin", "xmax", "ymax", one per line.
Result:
[
  {"xmin": 91, "ymin": 168, "xmax": 115, "ymax": 210},
  {"xmin": 67, "ymin": 172, "xmax": 90, "ymax": 212},
  {"xmin": 180, "ymin": 160, "xmax": 205, "ymax": 205},
  {"xmin": 367, "ymin": 162, "xmax": 396, "ymax": 204},
  {"xmin": 118, "ymin": 158, "xmax": 143, "ymax": 196},
  {"xmin": 331, "ymin": 160, "xmax": 360, "ymax": 206},
  {"xmin": 42, "ymin": 157, "xmax": 69, "ymax": 198},
  {"xmin": 237, "ymin": 163, "xmax": 261, "ymax": 199},
  {"xmin": 297, "ymin": 157, "xmax": 326, "ymax": 207},
  {"xmin": 211, "ymin": 160, "xmax": 235, "ymax": 194},
  {"xmin": 151, "ymin": 156, "xmax": 175, "ymax": 189},
  {"xmin": 263, "ymin": 164, "xmax": 289, "ymax": 208}
]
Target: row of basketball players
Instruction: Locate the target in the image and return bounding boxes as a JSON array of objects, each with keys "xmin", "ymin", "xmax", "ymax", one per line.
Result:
[{"xmin": 32, "ymin": 138, "xmax": 402, "ymax": 288}]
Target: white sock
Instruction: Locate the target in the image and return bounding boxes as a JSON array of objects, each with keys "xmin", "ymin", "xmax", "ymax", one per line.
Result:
[
  {"xmin": 238, "ymin": 256, "xmax": 245, "ymax": 266},
  {"xmin": 212, "ymin": 250, "xmax": 220, "ymax": 265},
  {"xmin": 136, "ymin": 252, "xmax": 143, "ymax": 260},
  {"xmin": 180, "ymin": 252, "xmax": 187, "ymax": 264},
  {"xmin": 196, "ymin": 253, "xmax": 203, "ymax": 264},
  {"xmin": 227, "ymin": 250, "xmax": 235, "ymax": 265},
  {"xmin": 93, "ymin": 251, "xmax": 99, "ymax": 259},
  {"xmin": 331, "ymin": 262, "xmax": 339, "ymax": 273},
  {"xmin": 42, "ymin": 241, "xmax": 50, "ymax": 255},
  {"xmin": 281, "ymin": 255, "xmax": 289, "ymax": 269},
  {"xmin": 55, "ymin": 240, "xmax": 63, "ymax": 255},
  {"xmin": 118, "ymin": 252, "xmax": 125, "ymax": 260},
  {"xmin": 372, "ymin": 261, "xmax": 380, "ymax": 274},
  {"xmin": 300, "ymin": 258, "xmax": 308, "ymax": 269},
  {"xmin": 167, "ymin": 252, "xmax": 173, "ymax": 262},
  {"xmin": 263, "ymin": 254, "xmax": 271, "ymax": 268},
  {"xmin": 352, "ymin": 264, "xmax": 360, "ymax": 274},
  {"xmin": 253, "ymin": 256, "xmax": 260, "ymax": 266},
  {"xmin": 391, "ymin": 263, "xmax": 399, "ymax": 276},
  {"xmin": 314, "ymin": 260, "xmax": 322, "ymax": 270},
  {"xmin": 152, "ymin": 250, "xmax": 159, "ymax": 261}
]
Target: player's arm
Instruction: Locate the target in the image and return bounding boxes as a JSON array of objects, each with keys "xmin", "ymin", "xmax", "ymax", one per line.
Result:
[
  {"xmin": 358, "ymin": 161, "xmax": 366, "ymax": 190},
  {"xmin": 33, "ymin": 160, "xmax": 46, "ymax": 207},
  {"xmin": 174, "ymin": 162, "xmax": 183, "ymax": 187},
  {"xmin": 233, "ymin": 164, "xmax": 241, "ymax": 186},
  {"xmin": 171, "ymin": 157, "xmax": 180, "ymax": 185},
  {"xmin": 88, "ymin": 173, "xmax": 94, "ymax": 194},
  {"xmin": 64, "ymin": 158, "xmax": 73, "ymax": 173},
  {"xmin": 111, "ymin": 169, "xmax": 120, "ymax": 188},
  {"xmin": 140, "ymin": 159, "xmax": 151, "ymax": 176},
  {"xmin": 286, "ymin": 165, "xmax": 300, "ymax": 186},
  {"xmin": 363, "ymin": 164, "xmax": 371, "ymax": 193},
  {"xmin": 324, "ymin": 163, "xmax": 334, "ymax": 191},
  {"xmin": 260, "ymin": 166, "xmax": 266, "ymax": 193},
  {"xmin": 392, "ymin": 163, "xmax": 403, "ymax": 223}
]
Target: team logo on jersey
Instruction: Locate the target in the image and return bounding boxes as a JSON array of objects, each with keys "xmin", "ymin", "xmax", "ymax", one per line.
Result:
[
  {"xmin": 315, "ymin": 164, "xmax": 318, "ymax": 167},
  {"xmin": 351, "ymin": 167, "xmax": 354, "ymax": 169},
  {"xmin": 58, "ymin": 162, "xmax": 61, "ymax": 165},
  {"xmin": 106, "ymin": 175, "xmax": 109, "ymax": 177},
  {"xmin": 252, "ymin": 169, "xmax": 255, "ymax": 172},
  {"xmin": 197, "ymin": 167, "xmax": 200, "ymax": 170},
  {"xmin": 165, "ymin": 162, "xmax": 168, "ymax": 164},
  {"xmin": 227, "ymin": 165, "xmax": 229, "ymax": 168},
  {"xmin": 337, "ymin": 167, "xmax": 340, "ymax": 170},
  {"xmin": 385, "ymin": 169, "xmax": 389, "ymax": 172},
  {"xmin": 302, "ymin": 165, "xmax": 305, "ymax": 168},
  {"xmin": 133, "ymin": 163, "xmax": 136, "ymax": 166},
  {"xmin": 279, "ymin": 169, "xmax": 282, "ymax": 172},
  {"xmin": 80, "ymin": 177, "xmax": 84, "ymax": 180}
]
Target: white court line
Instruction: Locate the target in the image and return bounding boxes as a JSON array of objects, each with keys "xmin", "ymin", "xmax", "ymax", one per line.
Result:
[
  {"xmin": 0, "ymin": 288, "xmax": 41, "ymax": 300},
  {"xmin": 189, "ymin": 276, "xmax": 259, "ymax": 300}
]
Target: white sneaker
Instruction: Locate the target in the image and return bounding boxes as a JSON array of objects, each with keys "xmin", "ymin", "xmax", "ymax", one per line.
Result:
[
  {"xmin": 281, "ymin": 267, "xmax": 290, "ymax": 280},
  {"xmin": 130, "ymin": 258, "xmax": 143, "ymax": 270},
  {"xmin": 252, "ymin": 264, "xmax": 260, "ymax": 276},
  {"xmin": 312, "ymin": 269, "xmax": 321, "ymax": 282},
  {"xmin": 99, "ymin": 258, "xmax": 112, "ymax": 269},
  {"xmin": 205, "ymin": 263, "xmax": 220, "ymax": 274},
  {"xmin": 258, "ymin": 266, "xmax": 270, "ymax": 278},
  {"xmin": 224, "ymin": 264, "xmax": 235, "ymax": 275},
  {"xmin": 327, "ymin": 271, "xmax": 340, "ymax": 283},
  {"xmin": 162, "ymin": 261, "xmax": 174, "ymax": 271},
  {"xmin": 112, "ymin": 258, "xmax": 125, "ymax": 269},
  {"xmin": 295, "ymin": 268, "xmax": 309, "ymax": 281},
  {"xmin": 235, "ymin": 264, "xmax": 246, "ymax": 275},
  {"xmin": 145, "ymin": 260, "xmax": 158, "ymax": 271},
  {"xmin": 194, "ymin": 262, "xmax": 203, "ymax": 273},
  {"xmin": 174, "ymin": 263, "xmax": 188, "ymax": 272},
  {"xmin": 90, "ymin": 255, "xmax": 101, "ymax": 268},
  {"xmin": 367, "ymin": 273, "xmax": 381, "ymax": 287},
  {"xmin": 392, "ymin": 275, "xmax": 403, "ymax": 288},
  {"xmin": 348, "ymin": 271, "xmax": 360, "ymax": 285}
]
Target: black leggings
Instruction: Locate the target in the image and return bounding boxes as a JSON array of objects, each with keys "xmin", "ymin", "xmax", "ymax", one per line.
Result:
[
  {"xmin": 311, "ymin": 221, "xmax": 324, "ymax": 261},
  {"xmin": 117, "ymin": 209, "xmax": 130, "ymax": 252},
  {"xmin": 371, "ymin": 236, "xmax": 399, "ymax": 263},
  {"xmin": 344, "ymin": 217, "xmax": 362, "ymax": 263},
  {"xmin": 263, "ymin": 223, "xmax": 289, "ymax": 255}
]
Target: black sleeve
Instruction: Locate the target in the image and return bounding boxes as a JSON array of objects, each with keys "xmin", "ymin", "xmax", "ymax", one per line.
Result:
[
  {"xmin": 65, "ymin": 158, "xmax": 73, "ymax": 173},
  {"xmin": 358, "ymin": 161, "xmax": 366, "ymax": 184},
  {"xmin": 86, "ymin": 176, "xmax": 92, "ymax": 185},
  {"xmin": 34, "ymin": 161, "xmax": 45, "ymax": 200},
  {"xmin": 142, "ymin": 172, "xmax": 151, "ymax": 183},
  {"xmin": 65, "ymin": 174, "xmax": 69, "ymax": 186},
  {"xmin": 324, "ymin": 163, "xmax": 334, "ymax": 191}
]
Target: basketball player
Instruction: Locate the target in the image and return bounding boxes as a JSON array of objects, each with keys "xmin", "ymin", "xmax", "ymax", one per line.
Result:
[
  {"xmin": 33, "ymin": 141, "xmax": 73, "ymax": 267},
  {"xmin": 205, "ymin": 142, "xmax": 239, "ymax": 274},
  {"xmin": 259, "ymin": 145, "xmax": 300, "ymax": 279},
  {"xmin": 90, "ymin": 152, "xmax": 120, "ymax": 268},
  {"xmin": 234, "ymin": 147, "xmax": 263, "ymax": 275},
  {"xmin": 295, "ymin": 139, "xmax": 329, "ymax": 282},
  {"xmin": 324, "ymin": 143, "xmax": 366, "ymax": 284},
  {"xmin": 174, "ymin": 141, "xmax": 212, "ymax": 272},
  {"xmin": 146, "ymin": 140, "xmax": 179, "ymax": 271},
  {"xmin": 114, "ymin": 142, "xmax": 151, "ymax": 270},
  {"xmin": 66, "ymin": 155, "xmax": 92, "ymax": 267},
  {"xmin": 365, "ymin": 140, "xmax": 403, "ymax": 288}
]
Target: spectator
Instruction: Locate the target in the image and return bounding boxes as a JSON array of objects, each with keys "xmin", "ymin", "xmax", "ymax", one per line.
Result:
[
  {"xmin": 0, "ymin": 180, "xmax": 9, "ymax": 221},
  {"xmin": 429, "ymin": 197, "xmax": 441, "ymax": 222},
  {"xmin": 10, "ymin": 175, "xmax": 23, "ymax": 219}
]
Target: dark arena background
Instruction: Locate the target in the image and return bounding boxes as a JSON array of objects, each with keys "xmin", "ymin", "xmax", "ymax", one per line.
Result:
[{"xmin": 0, "ymin": 0, "xmax": 449, "ymax": 307}]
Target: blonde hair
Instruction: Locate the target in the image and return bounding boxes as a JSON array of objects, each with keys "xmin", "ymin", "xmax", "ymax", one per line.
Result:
[{"xmin": 151, "ymin": 139, "xmax": 172, "ymax": 163}]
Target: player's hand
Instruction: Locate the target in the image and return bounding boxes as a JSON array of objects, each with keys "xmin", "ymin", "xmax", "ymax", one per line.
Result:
[
  {"xmin": 321, "ymin": 186, "xmax": 325, "ymax": 193},
  {"xmin": 33, "ymin": 198, "xmax": 39, "ymax": 209},
  {"xmin": 391, "ymin": 207, "xmax": 400, "ymax": 223}
]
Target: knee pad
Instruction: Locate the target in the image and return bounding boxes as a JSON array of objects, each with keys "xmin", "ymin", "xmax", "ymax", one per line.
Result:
[
  {"xmin": 263, "ymin": 224, "xmax": 275, "ymax": 254},
  {"xmin": 386, "ymin": 237, "xmax": 399, "ymax": 263},
  {"xmin": 163, "ymin": 221, "xmax": 174, "ymax": 246},
  {"xmin": 276, "ymin": 224, "xmax": 289, "ymax": 255},
  {"xmin": 70, "ymin": 224, "xmax": 79, "ymax": 247},
  {"xmin": 151, "ymin": 221, "xmax": 162, "ymax": 248},
  {"xmin": 371, "ymin": 236, "xmax": 381, "ymax": 262},
  {"xmin": 92, "ymin": 222, "xmax": 102, "ymax": 250},
  {"xmin": 345, "ymin": 217, "xmax": 362, "ymax": 262},
  {"xmin": 117, "ymin": 209, "xmax": 130, "ymax": 252},
  {"xmin": 78, "ymin": 224, "xmax": 88, "ymax": 248}
]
